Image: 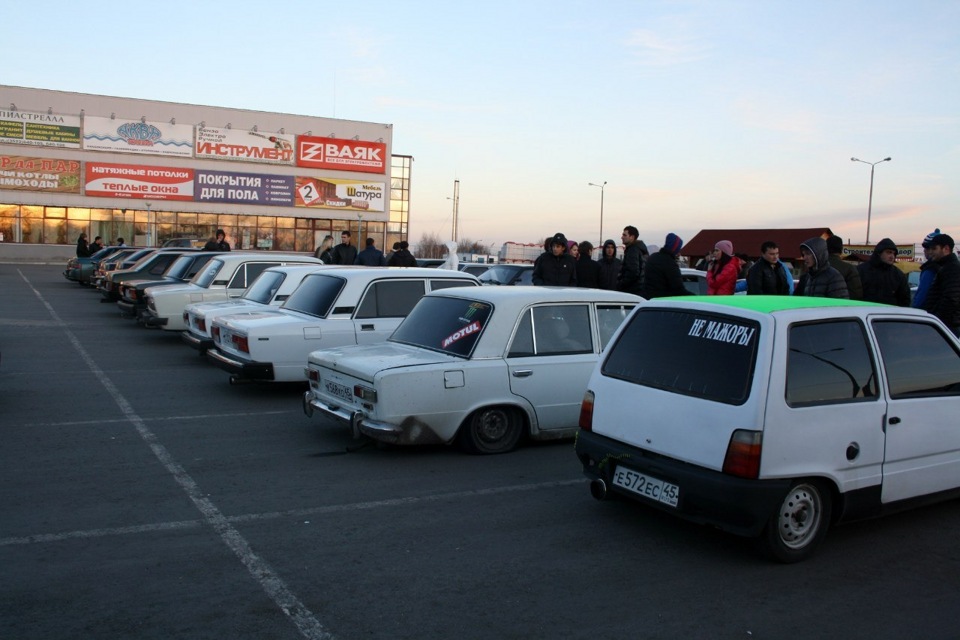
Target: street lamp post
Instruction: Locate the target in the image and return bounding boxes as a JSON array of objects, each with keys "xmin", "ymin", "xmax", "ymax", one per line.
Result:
[
  {"xmin": 588, "ymin": 181, "xmax": 606, "ymax": 246},
  {"xmin": 850, "ymin": 157, "xmax": 891, "ymax": 244}
]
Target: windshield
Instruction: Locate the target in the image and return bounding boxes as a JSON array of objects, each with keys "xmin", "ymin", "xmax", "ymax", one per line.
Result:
[
  {"xmin": 192, "ymin": 258, "xmax": 226, "ymax": 287},
  {"xmin": 242, "ymin": 270, "xmax": 286, "ymax": 304},
  {"xmin": 603, "ymin": 308, "xmax": 759, "ymax": 405},
  {"xmin": 390, "ymin": 296, "xmax": 492, "ymax": 358},
  {"xmin": 281, "ymin": 274, "xmax": 345, "ymax": 317},
  {"xmin": 478, "ymin": 265, "xmax": 522, "ymax": 285}
]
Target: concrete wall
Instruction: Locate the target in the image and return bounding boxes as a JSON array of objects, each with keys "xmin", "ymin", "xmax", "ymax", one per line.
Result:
[{"xmin": 0, "ymin": 243, "xmax": 74, "ymax": 264}]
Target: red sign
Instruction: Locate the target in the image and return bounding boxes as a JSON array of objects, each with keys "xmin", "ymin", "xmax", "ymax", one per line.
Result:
[
  {"xmin": 84, "ymin": 163, "xmax": 194, "ymax": 200},
  {"xmin": 296, "ymin": 136, "xmax": 387, "ymax": 174}
]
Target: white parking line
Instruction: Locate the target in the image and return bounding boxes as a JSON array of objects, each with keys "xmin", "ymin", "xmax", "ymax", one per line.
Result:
[
  {"xmin": 18, "ymin": 270, "xmax": 334, "ymax": 640},
  {"xmin": 0, "ymin": 479, "xmax": 582, "ymax": 547},
  {"xmin": 17, "ymin": 410, "xmax": 293, "ymax": 428}
]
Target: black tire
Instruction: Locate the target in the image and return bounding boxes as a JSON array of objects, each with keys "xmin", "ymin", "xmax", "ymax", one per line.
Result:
[
  {"xmin": 760, "ymin": 480, "xmax": 832, "ymax": 563},
  {"xmin": 457, "ymin": 406, "xmax": 523, "ymax": 455}
]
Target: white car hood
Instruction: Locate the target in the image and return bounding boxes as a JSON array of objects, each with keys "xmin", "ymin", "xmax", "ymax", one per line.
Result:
[
  {"xmin": 187, "ymin": 299, "xmax": 260, "ymax": 316},
  {"xmin": 309, "ymin": 342, "xmax": 459, "ymax": 379},
  {"xmin": 146, "ymin": 283, "xmax": 201, "ymax": 299},
  {"xmin": 213, "ymin": 309, "xmax": 305, "ymax": 332}
]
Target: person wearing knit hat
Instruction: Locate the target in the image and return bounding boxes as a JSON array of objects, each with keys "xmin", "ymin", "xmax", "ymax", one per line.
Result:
[
  {"xmin": 914, "ymin": 228, "xmax": 944, "ymax": 308},
  {"xmin": 707, "ymin": 240, "xmax": 740, "ymax": 295},
  {"xmin": 566, "ymin": 240, "xmax": 580, "ymax": 259},
  {"xmin": 641, "ymin": 233, "xmax": 691, "ymax": 299},
  {"xmin": 532, "ymin": 233, "xmax": 577, "ymax": 286}
]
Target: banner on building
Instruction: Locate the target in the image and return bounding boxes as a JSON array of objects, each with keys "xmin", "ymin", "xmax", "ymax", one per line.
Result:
[
  {"xmin": 0, "ymin": 154, "xmax": 81, "ymax": 193},
  {"xmin": 296, "ymin": 136, "xmax": 387, "ymax": 174},
  {"xmin": 195, "ymin": 169, "xmax": 295, "ymax": 206},
  {"xmin": 843, "ymin": 244, "xmax": 915, "ymax": 261},
  {"xmin": 0, "ymin": 110, "xmax": 81, "ymax": 149},
  {"xmin": 83, "ymin": 116, "xmax": 194, "ymax": 157},
  {"xmin": 294, "ymin": 177, "xmax": 385, "ymax": 212},
  {"xmin": 84, "ymin": 163, "xmax": 194, "ymax": 200},
  {"xmin": 195, "ymin": 127, "xmax": 295, "ymax": 165}
]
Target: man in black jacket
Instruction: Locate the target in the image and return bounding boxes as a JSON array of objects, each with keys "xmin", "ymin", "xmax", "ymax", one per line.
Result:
[
  {"xmin": 330, "ymin": 230, "xmax": 358, "ymax": 265},
  {"xmin": 203, "ymin": 229, "xmax": 231, "ymax": 251},
  {"xmin": 922, "ymin": 233, "xmax": 960, "ymax": 336},
  {"xmin": 597, "ymin": 239, "xmax": 621, "ymax": 290},
  {"xmin": 857, "ymin": 238, "xmax": 910, "ymax": 306},
  {"xmin": 575, "ymin": 241, "xmax": 601, "ymax": 288},
  {"xmin": 617, "ymin": 226, "xmax": 645, "ymax": 296},
  {"xmin": 746, "ymin": 241, "xmax": 791, "ymax": 295},
  {"xmin": 532, "ymin": 234, "xmax": 577, "ymax": 286},
  {"xmin": 641, "ymin": 233, "xmax": 690, "ymax": 299}
]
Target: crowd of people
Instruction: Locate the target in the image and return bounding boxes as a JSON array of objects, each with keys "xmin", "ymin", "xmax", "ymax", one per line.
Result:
[{"xmin": 527, "ymin": 226, "xmax": 960, "ymax": 337}]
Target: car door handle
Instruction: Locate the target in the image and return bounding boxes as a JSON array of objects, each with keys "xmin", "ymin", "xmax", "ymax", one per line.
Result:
[
  {"xmin": 361, "ymin": 324, "xmax": 375, "ymax": 331},
  {"xmin": 512, "ymin": 370, "xmax": 533, "ymax": 377},
  {"xmin": 888, "ymin": 416, "xmax": 901, "ymax": 425}
]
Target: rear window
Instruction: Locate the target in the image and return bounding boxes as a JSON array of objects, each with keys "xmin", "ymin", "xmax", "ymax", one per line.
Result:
[
  {"xmin": 242, "ymin": 270, "xmax": 286, "ymax": 304},
  {"xmin": 390, "ymin": 296, "xmax": 492, "ymax": 358},
  {"xmin": 602, "ymin": 308, "xmax": 759, "ymax": 405},
  {"xmin": 193, "ymin": 259, "xmax": 226, "ymax": 287},
  {"xmin": 281, "ymin": 274, "xmax": 346, "ymax": 318}
]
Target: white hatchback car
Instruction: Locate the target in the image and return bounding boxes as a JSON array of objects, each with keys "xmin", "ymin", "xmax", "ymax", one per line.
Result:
[
  {"xmin": 303, "ymin": 287, "xmax": 640, "ymax": 453},
  {"xmin": 181, "ymin": 264, "xmax": 328, "ymax": 354},
  {"xmin": 207, "ymin": 267, "xmax": 479, "ymax": 384},
  {"xmin": 575, "ymin": 295, "xmax": 960, "ymax": 562},
  {"xmin": 142, "ymin": 252, "xmax": 322, "ymax": 331}
]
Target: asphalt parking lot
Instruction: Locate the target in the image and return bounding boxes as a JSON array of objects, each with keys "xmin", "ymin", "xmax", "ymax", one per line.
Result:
[{"xmin": 3, "ymin": 264, "xmax": 960, "ymax": 640}]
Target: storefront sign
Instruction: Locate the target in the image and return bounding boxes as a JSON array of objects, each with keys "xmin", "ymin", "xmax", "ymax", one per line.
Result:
[
  {"xmin": 195, "ymin": 169, "xmax": 295, "ymax": 206},
  {"xmin": 0, "ymin": 110, "xmax": 81, "ymax": 149},
  {"xmin": 294, "ymin": 177, "xmax": 385, "ymax": 212},
  {"xmin": 195, "ymin": 127, "xmax": 295, "ymax": 165},
  {"xmin": 843, "ymin": 244, "xmax": 915, "ymax": 261},
  {"xmin": 296, "ymin": 136, "xmax": 387, "ymax": 173},
  {"xmin": 0, "ymin": 154, "xmax": 81, "ymax": 193},
  {"xmin": 83, "ymin": 116, "xmax": 194, "ymax": 157},
  {"xmin": 84, "ymin": 162, "xmax": 194, "ymax": 200}
]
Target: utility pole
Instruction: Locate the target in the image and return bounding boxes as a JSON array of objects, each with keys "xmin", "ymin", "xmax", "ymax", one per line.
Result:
[{"xmin": 451, "ymin": 179, "xmax": 460, "ymax": 243}]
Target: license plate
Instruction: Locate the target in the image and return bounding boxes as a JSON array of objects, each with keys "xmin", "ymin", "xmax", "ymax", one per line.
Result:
[
  {"xmin": 612, "ymin": 466, "xmax": 680, "ymax": 508},
  {"xmin": 324, "ymin": 379, "xmax": 354, "ymax": 403}
]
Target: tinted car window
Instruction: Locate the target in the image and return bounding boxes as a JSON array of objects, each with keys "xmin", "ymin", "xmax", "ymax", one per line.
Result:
[
  {"xmin": 786, "ymin": 320, "xmax": 877, "ymax": 407},
  {"xmin": 508, "ymin": 312, "xmax": 534, "ymax": 357},
  {"xmin": 479, "ymin": 265, "xmax": 525, "ymax": 285},
  {"xmin": 430, "ymin": 278, "xmax": 476, "ymax": 291},
  {"xmin": 873, "ymin": 320, "xmax": 960, "ymax": 398},
  {"xmin": 355, "ymin": 280, "xmax": 426, "ymax": 319},
  {"xmin": 194, "ymin": 259, "xmax": 226, "ymax": 287},
  {"xmin": 281, "ymin": 274, "xmax": 346, "ymax": 318},
  {"xmin": 227, "ymin": 262, "xmax": 281, "ymax": 289},
  {"xmin": 242, "ymin": 270, "xmax": 286, "ymax": 304},
  {"xmin": 603, "ymin": 308, "xmax": 759, "ymax": 405},
  {"xmin": 597, "ymin": 305, "xmax": 636, "ymax": 350},
  {"xmin": 533, "ymin": 305, "xmax": 592, "ymax": 355},
  {"xmin": 391, "ymin": 297, "xmax": 492, "ymax": 358}
]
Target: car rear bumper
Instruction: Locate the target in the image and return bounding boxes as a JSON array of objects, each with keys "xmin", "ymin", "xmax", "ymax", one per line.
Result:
[
  {"xmin": 207, "ymin": 348, "xmax": 275, "ymax": 381},
  {"xmin": 574, "ymin": 429, "xmax": 790, "ymax": 538},
  {"xmin": 181, "ymin": 330, "xmax": 214, "ymax": 353},
  {"xmin": 303, "ymin": 391, "xmax": 364, "ymax": 438},
  {"xmin": 116, "ymin": 300, "xmax": 139, "ymax": 317}
]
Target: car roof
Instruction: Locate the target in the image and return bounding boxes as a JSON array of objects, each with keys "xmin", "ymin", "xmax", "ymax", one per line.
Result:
[
  {"xmin": 302, "ymin": 266, "xmax": 477, "ymax": 279},
  {"xmin": 642, "ymin": 295, "xmax": 932, "ymax": 320},
  {"xmin": 428, "ymin": 285, "xmax": 641, "ymax": 306}
]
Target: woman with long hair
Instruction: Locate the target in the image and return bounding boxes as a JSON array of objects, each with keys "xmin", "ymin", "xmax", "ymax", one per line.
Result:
[
  {"xmin": 707, "ymin": 240, "xmax": 741, "ymax": 295},
  {"xmin": 315, "ymin": 235, "xmax": 334, "ymax": 263}
]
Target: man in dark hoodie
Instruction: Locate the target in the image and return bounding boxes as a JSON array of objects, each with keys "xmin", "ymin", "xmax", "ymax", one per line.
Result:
[
  {"xmin": 795, "ymin": 237, "xmax": 849, "ymax": 298},
  {"xmin": 641, "ymin": 233, "xmax": 691, "ymax": 299},
  {"xmin": 532, "ymin": 234, "xmax": 577, "ymax": 286},
  {"xmin": 575, "ymin": 241, "xmax": 601, "ymax": 288},
  {"xmin": 597, "ymin": 239, "xmax": 621, "ymax": 290},
  {"xmin": 857, "ymin": 238, "xmax": 910, "ymax": 306},
  {"xmin": 826, "ymin": 235, "xmax": 863, "ymax": 300}
]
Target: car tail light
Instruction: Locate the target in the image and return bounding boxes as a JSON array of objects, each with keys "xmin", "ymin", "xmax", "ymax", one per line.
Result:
[
  {"xmin": 578, "ymin": 390, "xmax": 594, "ymax": 431},
  {"xmin": 722, "ymin": 429, "xmax": 762, "ymax": 479},
  {"xmin": 306, "ymin": 368, "xmax": 319, "ymax": 382},
  {"xmin": 232, "ymin": 334, "xmax": 249, "ymax": 353},
  {"xmin": 353, "ymin": 385, "xmax": 377, "ymax": 403},
  {"xmin": 182, "ymin": 311, "xmax": 189, "ymax": 322},
  {"xmin": 197, "ymin": 318, "xmax": 206, "ymax": 332},
  {"xmin": 129, "ymin": 290, "xmax": 138, "ymax": 301},
  {"xmin": 212, "ymin": 325, "xmax": 221, "ymax": 341}
]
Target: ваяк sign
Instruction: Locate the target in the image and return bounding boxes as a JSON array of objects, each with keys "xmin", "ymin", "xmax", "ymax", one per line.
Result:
[{"xmin": 296, "ymin": 136, "xmax": 386, "ymax": 174}]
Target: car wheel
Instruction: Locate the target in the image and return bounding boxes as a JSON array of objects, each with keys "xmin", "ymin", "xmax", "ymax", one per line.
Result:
[
  {"xmin": 760, "ymin": 480, "xmax": 832, "ymax": 563},
  {"xmin": 458, "ymin": 406, "xmax": 523, "ymax": 455}
]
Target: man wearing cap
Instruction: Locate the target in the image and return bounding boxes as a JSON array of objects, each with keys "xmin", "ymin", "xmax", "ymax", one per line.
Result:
[
  {"xmin": 921, "ymin": 233, "xmax": 960, "ymax": 336},
  {"xmin": 532, "ymin": 233, "xmax": 577, "ymax": 286},
  {"xmin": 826, "ymin": 235, "xmax": 863, "ymax": 300},
  {"xmin": 641, "ymin": 233, "xmax": 690, "ymax": 299},
  {"xmin": 204, "ymin": 229, "xmax": 231, "ymax": 251},
  {"xmin": 746, "ymin": 241, "xmax": 793, "ymax": 295},
  {"xmin": 913, "ymin": 228, "xmax": 942, "ymax": 308},
  {"xmin": 857, "ymin": 238, "xmax": 910, "ymax": 306}
]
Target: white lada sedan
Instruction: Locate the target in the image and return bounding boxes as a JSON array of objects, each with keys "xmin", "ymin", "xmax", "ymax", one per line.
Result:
[
  {"xmin": 302, "ymin": 287, "xmax": 640, "ymax": 454},
  {"xmin": 181, "ymin": 264, "xmax": 328, "ymax": 354},
  {"xmin": 207, "ymin": 267, "xmax": 479, "ymax": 384},
  {"xmin": 142, "ymin": 252, "xmax": 321, "ymax": 331}
]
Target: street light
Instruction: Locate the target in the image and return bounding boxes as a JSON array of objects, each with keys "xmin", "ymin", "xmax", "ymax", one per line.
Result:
[
  {"xmin": 850, "ymin": 157, "xmax": 891, "ymax": 244},
  {"xmin": 588, "ymin": 181, "xmax": 606, "ymax": 245}
]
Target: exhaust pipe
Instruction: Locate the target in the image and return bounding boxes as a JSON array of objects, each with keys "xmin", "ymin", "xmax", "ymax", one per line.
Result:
[{"xmin": 590, "ymin": 478, "xmax": 609, "ymax": 501}]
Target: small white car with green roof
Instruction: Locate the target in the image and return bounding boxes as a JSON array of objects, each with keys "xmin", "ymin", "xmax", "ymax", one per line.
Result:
[{"xmin": 575, "ymin": 295, "xmax": 960, "ymax": 562}]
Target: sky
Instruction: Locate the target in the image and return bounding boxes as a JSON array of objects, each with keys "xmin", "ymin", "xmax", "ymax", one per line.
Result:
[{"xmin": 5, "ymin": 1, "xmax": 958, "ymax": 252}]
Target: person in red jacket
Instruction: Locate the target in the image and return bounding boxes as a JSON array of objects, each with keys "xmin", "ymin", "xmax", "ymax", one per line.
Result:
[{"xmin": 706, "ymin": 240, "xmax": 741, "ymax": 295}]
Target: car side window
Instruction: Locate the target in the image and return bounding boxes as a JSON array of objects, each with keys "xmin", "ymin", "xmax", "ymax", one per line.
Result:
[
  {"xmin": 430, "ymin": 279, "xmax": 474, "ymax": 291},
  {"xmin": 872, "ymin": 320, "xmax": 960, "ymax": 398},
  {"xmin": 597, "ymin": 305, "xmax": 636, "ymax": 350},
  {"xmin": 517, "ymin": 269, "xmax": 534, "ymax": 286},
  {"xmin": 786, "ymin": 320, "xmax": 878, "ymax": 407},
  {"xmin": 532, "ymin": 305, "xmax": 593, "ymax": 355},
  {"xmin": 355, "ymin": 280, "xmax": 426, "ymax": 319},
  {"xmin": 227, "ymin": 262, "xmax": 280, "ymax": 289},
  {"xmin": 508, "ymin": 311, "xmax": 535, "ymax": 357}
]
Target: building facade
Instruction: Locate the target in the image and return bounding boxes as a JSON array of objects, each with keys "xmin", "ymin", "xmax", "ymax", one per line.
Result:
[{"xmin": 0, "ymin": 86, "xmax": 411, "ymax": 253}]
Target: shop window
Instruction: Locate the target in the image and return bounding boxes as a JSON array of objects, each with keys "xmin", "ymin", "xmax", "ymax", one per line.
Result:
[
  {"xmin": 43, "ymin": 218, "xmax": 66, "ymax": 244},
  {"xmin": 68, "ymin": 208, "xmax": 91, "ymax": 220}
]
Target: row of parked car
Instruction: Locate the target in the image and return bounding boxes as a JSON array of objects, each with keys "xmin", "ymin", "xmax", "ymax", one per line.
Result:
[{"xmin": 64, "ymin": 246, "xmax": 960, "ymax": 562}]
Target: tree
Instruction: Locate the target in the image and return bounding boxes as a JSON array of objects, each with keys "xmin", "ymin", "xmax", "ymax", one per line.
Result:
[
  {"xmin": 414, "ymin": 232, "xmax": 448, "ymax": 259},
  {"xmin": 457, "ymin": 238, "xmax": 492, "ymax": 255}
]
